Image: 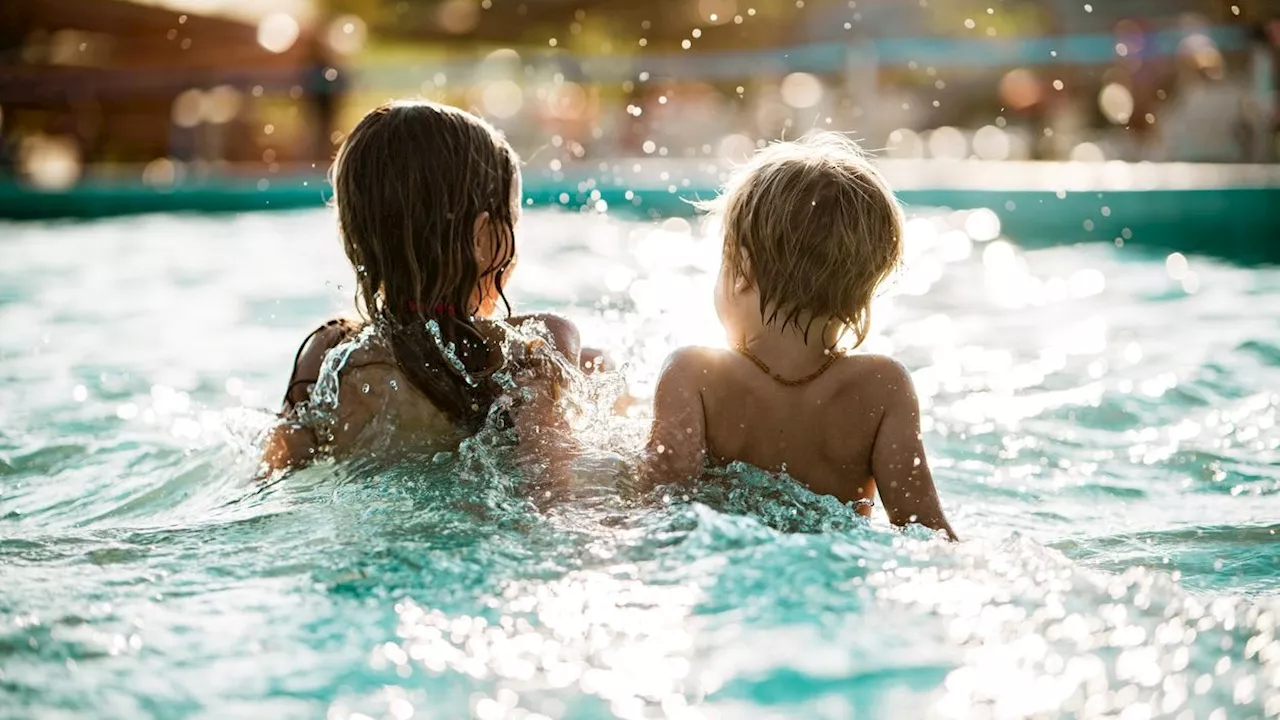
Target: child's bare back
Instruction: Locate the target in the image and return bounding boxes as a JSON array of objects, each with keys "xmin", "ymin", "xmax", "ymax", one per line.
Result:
[
  {"xmin": 648, "ymin": 347, "xmax": 952, "ymax": 536},
  {"xmin": 642, "ymin": 132, "xmax": 956, "ymax": 539}
]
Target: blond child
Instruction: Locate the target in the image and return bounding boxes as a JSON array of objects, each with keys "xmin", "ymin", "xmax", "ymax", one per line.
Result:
[{"xmin": 643, "ymin": 133, "xmax": 956, "ymax": 539}]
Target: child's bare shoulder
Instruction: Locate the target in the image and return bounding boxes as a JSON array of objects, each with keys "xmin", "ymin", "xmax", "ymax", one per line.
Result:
[
  {"xmin": 283, "ymin": 318, "xmax": 363, "ymax": 407},
  {"xmin": 834, "ymin": 353, "xmax": 919, "ymax": 406},
  {"xmin": 659, "ymin": 345, "xmax": 732, "ymax": 382}
]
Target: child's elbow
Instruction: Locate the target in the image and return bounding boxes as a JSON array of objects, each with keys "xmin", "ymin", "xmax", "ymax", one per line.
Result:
[{"xmin": 260, "ymin": 421, "xmax": 316, "ymax": 475}]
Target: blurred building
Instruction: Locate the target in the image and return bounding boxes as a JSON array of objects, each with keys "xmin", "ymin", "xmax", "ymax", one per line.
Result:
[
  {"xmin": 345, "ymin": 0, "xmax": 1274, "ymax": 163},
  {"xmin": 0, "ymin": 0, "xmax": 1274, "ymax": 190},
  {"xmin": 0, "ymin": 0, "xmax": 346, "ymax": 188}
]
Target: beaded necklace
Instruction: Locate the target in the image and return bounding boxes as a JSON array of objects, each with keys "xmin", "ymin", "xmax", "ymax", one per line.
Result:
[{"xmin": 733, "ymin": 343, "xmax": 842, "ymax": 386}]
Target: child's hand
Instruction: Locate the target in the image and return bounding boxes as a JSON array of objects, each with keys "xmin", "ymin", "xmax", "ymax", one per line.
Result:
[{"xmin": 259, "ymin": 420, "xmax": 316, "ymax": 477}]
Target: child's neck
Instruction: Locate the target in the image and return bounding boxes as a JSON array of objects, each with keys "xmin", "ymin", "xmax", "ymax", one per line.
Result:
[{"xmin": 735, "ymin": 318, "xmax": 840, "ymax": 373}]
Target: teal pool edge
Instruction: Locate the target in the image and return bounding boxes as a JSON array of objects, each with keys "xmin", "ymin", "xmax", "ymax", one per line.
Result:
[{"xmin": 2, "ymin": 178, "xmax": 1278, "ymax": 264}]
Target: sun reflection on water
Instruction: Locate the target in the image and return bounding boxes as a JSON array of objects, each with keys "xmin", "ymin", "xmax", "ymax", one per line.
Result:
[{"xmin": 368, "ymin": 571, "xmax": 703, "ymax": 719}]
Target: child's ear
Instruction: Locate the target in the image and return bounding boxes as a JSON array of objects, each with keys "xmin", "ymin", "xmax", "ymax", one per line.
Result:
[{"xmin": 472, "ymin": 211, "xmax": 493, "ymax": 264}]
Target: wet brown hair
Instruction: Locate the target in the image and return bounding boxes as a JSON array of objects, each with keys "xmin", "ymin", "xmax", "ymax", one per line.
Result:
[
  {"xmin": 705, "ymin": 132, "xmax": 903, "ymax": 348},
  {"xmin": 332, "ymin": 100, "xmax": 519, "ymax": 430}
]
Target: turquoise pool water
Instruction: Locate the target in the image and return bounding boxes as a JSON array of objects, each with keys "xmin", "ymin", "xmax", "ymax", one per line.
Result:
[{"xmin": 1, "ymin": 209, "xmax": 1278, "ymax": 719}]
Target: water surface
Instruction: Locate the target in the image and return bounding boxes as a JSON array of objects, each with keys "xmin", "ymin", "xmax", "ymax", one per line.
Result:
[{"xmin": 1, "ymin": 209, "xmax": 1278, "ymax": 718}]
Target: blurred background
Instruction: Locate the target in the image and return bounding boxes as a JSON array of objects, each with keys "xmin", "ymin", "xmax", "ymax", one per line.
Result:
[{"xmin": 1, "ymin": 0, "xmax": 1277, "ymax": 196}]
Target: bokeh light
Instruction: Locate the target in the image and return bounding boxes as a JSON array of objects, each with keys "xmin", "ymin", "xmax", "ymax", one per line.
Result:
[
  {"xmin": 142, "ymin": 158, "xmax": 180, "ymax": 189},
  {"xmin": 481, "ymin": 47, "xmax": 521, "ymax": 77},
  {"xmin": 1179, "ymin": 33, "xmax": 1225, "ymax": 79},
  {"xmin": 698, "ymin": 0, "xmax": 738, "ymax": 24},
  {"xmin": 482, "ymin": 80, "xmax": 523, "ymax": 119},
  {"xmin": 326, "ymin": 15, "xmax": 368, "ymax": 55},
  {"xmin": 171, "ymin": 89, "xmax": 204, "ymax": 128},
  {"xmin": 717, "ymin": 133, "xmax": 755, "ymax": 162},
  {"xmin": 202, "ymin": 85, "xmax": 243, "ymax": 125},
  {"xmin": 437, "ymin": 0, "xmax": 480, "ymax": 34},
  {"xmin": 780, "ymin": 72, "xmax": 823, "ymax": 109},
  {"xmin": 972, "ymin": 125, "xmax": 1011, "ymax": 161},
  {"xmin": 546, "ymin": 82, "xmax": 588, "ymax": 120},
  {"xmin": 886, "ymin": 128, "xmax": 924, "ymax": 159},
  {"xmin": 256, "ymin": 13, "xmax": 300, "ymax": 54},
  {"xmin": 927, "ymin": 126, "xmax": 967, "ymax": 160},
  {"xmin": 964, "ymin": 208, "xmax": 1002, "ymax": 241},
  {"xmin": 1098, "ymin": 83, "xmax": 1135, "ymax": 125},
  {"xmin": 999, "ymin": 68, "xmax": 1043, "ymax": 111},
  {"xmin": 1070, "ymin": 142, "xmax": 1107, "ymax": 163},
  {"xmin": 19, "ymin": 134, "xmax": 81, "ymax": 190}
]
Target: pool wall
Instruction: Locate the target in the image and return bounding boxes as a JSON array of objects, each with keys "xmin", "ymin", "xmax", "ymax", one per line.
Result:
[{"xmin": 2, "ymin": 160, "xmax": 1278, "ymax": 262}]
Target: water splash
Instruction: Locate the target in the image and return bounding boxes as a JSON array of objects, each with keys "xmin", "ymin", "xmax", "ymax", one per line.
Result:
[{"xmin": 296, "ymin": 322, "xmax": 380, "ymax": 442}]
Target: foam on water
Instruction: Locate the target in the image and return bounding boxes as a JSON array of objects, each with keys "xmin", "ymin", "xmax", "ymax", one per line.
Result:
[{"xmin": 1, "ymin": 209, "xmax": 1278, "ymax": 719}]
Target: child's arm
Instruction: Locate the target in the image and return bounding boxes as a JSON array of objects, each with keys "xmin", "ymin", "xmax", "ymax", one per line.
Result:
[
  {"xmin": 870, "ymin": 358, "xmax": 957, "ymax": 541},
  {"xmin": 260, "ymin": 321, "xmax": 354, "ymax": 473},
  {"xmin": 261, "ymin": 421, "xmax": 316, "ymax": 473},
  {"xmin": 642, "ymin": 348, "xmax": 709, "ymax": 485}
]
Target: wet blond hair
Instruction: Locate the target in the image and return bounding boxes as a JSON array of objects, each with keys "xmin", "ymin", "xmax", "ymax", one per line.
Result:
[{"xmin": 706, "ymin": 132, "xmax": 903, "ymax": 348}]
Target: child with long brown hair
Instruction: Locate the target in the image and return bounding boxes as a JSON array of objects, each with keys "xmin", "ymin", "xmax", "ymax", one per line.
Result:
[{"xmin": 263, "ymin": 100, "xmax": 579, "ymax": 471}]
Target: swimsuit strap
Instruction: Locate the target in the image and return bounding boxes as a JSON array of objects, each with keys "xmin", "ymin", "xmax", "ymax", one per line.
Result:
[
  {"xmin": 733, "ymin": 343, "xmax": 842, "ymax": 387},
  {"xmin": 281, "ymin": 319, "xmax": 362, "ymax": 411}
]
